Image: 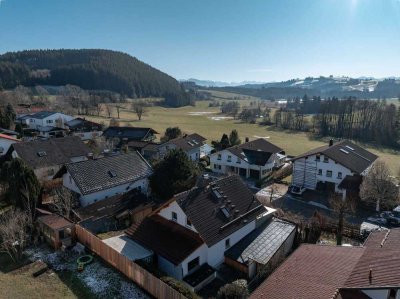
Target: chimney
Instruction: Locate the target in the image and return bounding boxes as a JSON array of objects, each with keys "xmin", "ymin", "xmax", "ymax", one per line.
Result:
[
  {"xmin": 245, "ymin": 137, "xmax": 249, "ymax": 143},
  {"xmin": 329, "ymin": 139, "xmax": 334, "ymax": 147}
]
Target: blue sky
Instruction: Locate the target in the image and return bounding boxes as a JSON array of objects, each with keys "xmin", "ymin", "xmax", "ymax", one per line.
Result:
[{"xmin": 1, "ymin": 0, "xmax": 400, "ymax": 82}]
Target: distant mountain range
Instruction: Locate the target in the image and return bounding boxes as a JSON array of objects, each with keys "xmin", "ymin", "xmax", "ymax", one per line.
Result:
[
  {"xmin": 181, "ymin": 78, "xmax": 266, "ymax": 88},
  {"xmin": 186, "ymin": 76, "xmax": 400, "ymax": 99}
]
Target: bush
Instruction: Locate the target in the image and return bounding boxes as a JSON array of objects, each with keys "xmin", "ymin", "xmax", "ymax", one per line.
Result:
[
  {"xmin": 161, "ymin": 276, "xmax": 200, "ymax": 299},
  {"xmin": 217, "ymin": 280, "xmax": 249, "ymax": 299}
]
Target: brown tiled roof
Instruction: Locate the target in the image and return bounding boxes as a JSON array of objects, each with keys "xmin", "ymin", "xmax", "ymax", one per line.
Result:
[
  {"xmin": 164, "ymin": 133, "xmax": 206, "ymax": 151},
  {"xmin": 176, "ymin": 175, "xmax": 265, "ymax": 246},
  {"xmin": 12, "ymin": 136, "xmax": 90, "ymax": 169},
  {"xmin": 250, "ymin": 244, "xmax": 365, "ymax": 299},
  {"xmin": 127, "ymin": 140, "xmax": 159, "ymax": 151},
  {"xmin": 38, "ymin": 214, "xmax": 73, "ymax": 230},
  {"xmin": 74, "ymin": 190, "xmax": 152, "ymax": 220},
  {"xmin": 227, "ymin": 138, "xmax": 284, "ymax": 166},
  {"xmin": 292, "ymin": 140, "xmax": 378, "ymax": 174},
  {"xmin": 345, "ymin": 229, "xmax": 400, "ymax": 288},
  {"xmin": 126, "ymin": 215, "xmax": 204, "ymax": 265}
]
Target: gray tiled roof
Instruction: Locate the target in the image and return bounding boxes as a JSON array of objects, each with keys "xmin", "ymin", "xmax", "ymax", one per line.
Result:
[
  {"xmin": 30, "ymin": 111, "xmax": 58, "ymax": 119},
  {"xmin": 12, "ymin": 136, "xmax": 90, "ymax": 169},
  {"xmin": 225, "ymin": 218, "xmax": 296, "ymax": 265},
  {"xmin": 293, "ymin": 140, "xmax": 378, "ymax": 174},
  {"xmin": 164, "ymin": 133, "xmax": 206, "ymax": 151},
  {"xmin": 66, "ymin": 152, "xmax": 152, "ymax": 195},
  {"xmin": 176, "ymin": 175, "xmax": 265, "ymax": 246}
]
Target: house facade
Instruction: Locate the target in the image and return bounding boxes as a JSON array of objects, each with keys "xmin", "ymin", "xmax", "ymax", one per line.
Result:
[
  {"xmin": 127, "ymin": 175, "xmax": 274, "ymax": 282},
  {"xmin": 158, "ymin": 133, "xmax": 206, "ymax": 161},
  {"xmin": 60, "ymin": 152, "xmax": 152, "ymax": 206},
  {"xmin": 291, "ymin": 140, "xmax": 378, "ymax": 192},
  {"xmin": 23, "ymin": 111, "xmax": 74, "ymax": 130},
  {"xmin": 210, "ymin": 138, "xmax": 285, "ymax": 180}
]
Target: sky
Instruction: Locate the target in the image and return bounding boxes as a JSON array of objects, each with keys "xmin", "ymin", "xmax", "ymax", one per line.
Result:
[{"xmin": 1, "ymin": 0, "xmax": 400, "ymax": 82}]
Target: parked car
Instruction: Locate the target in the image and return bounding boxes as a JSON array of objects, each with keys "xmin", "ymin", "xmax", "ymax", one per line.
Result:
[
  {"xmin": 289, "ymin": 185, "xmax": 306, "ymax": 195},
  {"xmin": 380, "ymin": 211, "xmax": 400, "ymax": 227}
]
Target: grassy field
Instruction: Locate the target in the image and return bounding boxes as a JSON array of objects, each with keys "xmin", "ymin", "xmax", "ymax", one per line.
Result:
[
  {"xmin": 0, "ymin": 254, "xmax": 83, "ymax": 299},
  {"xmin": 85, "ymin": 100, "xmax": 400, "ymax": 174}
]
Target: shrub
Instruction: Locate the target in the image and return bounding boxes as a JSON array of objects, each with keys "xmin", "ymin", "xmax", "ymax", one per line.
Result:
[
  {"xmin": 217, "ymin": 280, "xmax": 249, "ymax": 299},
  {"xmin": 161, "ymin": 276, "xmax": 200, "ymax": 299}
]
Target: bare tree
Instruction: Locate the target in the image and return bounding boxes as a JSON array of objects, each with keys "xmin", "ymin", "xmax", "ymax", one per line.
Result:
[
  {"xmin": 105, "ymin": 104, "xmax": 114, "ymax": 118},
  {"xmin": 115, "ymin": 104, "xmax": 124, "ymax": 119},
  {"xmin": 132, "ymin": 101, "xmax": 147, "ymax": 121},
  {"xmin": 360, "ymin": 160, "xmax": 399, "ymax": 212},
  {"xmin": 49, "ymin": 187, "xmax": 75, "ymax": 218},
  {"xmin": 329, "ymin": 193, "xmax": 352, "ymax": 245},
  {"xmin": 0, "ymin": 209, "xmax": 29, "ymax": 262}
]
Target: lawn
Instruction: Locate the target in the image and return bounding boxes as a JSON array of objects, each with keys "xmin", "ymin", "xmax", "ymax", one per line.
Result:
[
  {"xmin": 0, "ymin": 253, "xmax": 80, "ymax": 299},
  {"xmin": 85, "ymin": 100, "xmax": 400, "ymax": 174}
]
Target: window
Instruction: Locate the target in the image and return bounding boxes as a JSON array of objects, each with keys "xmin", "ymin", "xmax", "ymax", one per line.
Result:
[
  {"xmin": 316, "ymin": 155, "xmax": 320, "ymax": 162},
  {"xmin": 218, "ymin": 165, "xmax": 222, "ymax": 170},
  {"xmin": 186, "ymin": 217, "xmax": 192, "ymax": 226},
  {"xmin": 318, "ymin": 169, "xmax": 322, "ymax": 176},
  {"xmin": 213, "ymin": 164, "xmax": 217, "ymax": 169},
  {"xmin": 227, "ymin": 155, "xmax": 232, "ymax": 162},
  {"xmin": 187, "ymin": 257, "xmax": 200, "ymax": 272},
  {"xmin": 171, "ymin": 212, "xmax": 178, "ymax": 222},
  {"xmin": 46, "ymin": 120, "xmax": 53, "ymax": 124},
  {"xmin": 326, "ymin": 170, "xmax": 332, "ymax": 177},
  {"xmin": 337, "ymin": 172, "xmax": 342, "ymax": 179},
  {"xmin": 236, "ymin": 158, "xmax": 241, "ymax": 164},
  {"xmin": 323, "ymin": 156, "xmax": 329, "ymax": 163},
  {"xmin": 217, "ymin": 154, "xmax": 221, "ymax": 160},
  {"xmin": 225, "ymin": 238, "xmax": 231, "ymax": 249}
]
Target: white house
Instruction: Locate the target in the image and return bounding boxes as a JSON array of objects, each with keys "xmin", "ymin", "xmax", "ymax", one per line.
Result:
[
  {"xmin": 127, "ymin": 175, "xmax": 274, "ymax": 286},
  {"xmin": 65, "ymin": 118, "xmax": 103, "ymax": 141},
  {"xmin": 60, "ymin": 152, "xmax": 152, "ymax": 206},
  {"xmin": 10, "ymin": 136, "xmax": 90, "ymax": 180},
  {"xmin": 23, "ymin": 111, "xmax": 74, "ymax": 130},
  {"xmin": 210, "ymin": 138, "xmax": 286, "ymax": 180},
  {"xmin": 291, "ymin": 140, "xmax": 378, "ymax": 192},
  {"xmin": 158, "ymin": 133, "xmax": 206, "ymax": 161},
  {"xmin": 0, "ymin": 133, "xmax": 19, "ymax": 156}
]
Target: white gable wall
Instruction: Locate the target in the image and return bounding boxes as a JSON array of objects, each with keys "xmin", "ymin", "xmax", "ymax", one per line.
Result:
[
  {"xmin": 63, "ymin": 172, "xmax": 149, "ymax": 206},
  {"xmin": 158, "ymin": 201, "xmax": 198, "ymax": 233},
  {"xmin": 28, "ymin": 113, "xmax": 74, "ymax": 129},
  {"xmin": 0, "ymin": 138, "xmax": 17, "ymax": 156}
]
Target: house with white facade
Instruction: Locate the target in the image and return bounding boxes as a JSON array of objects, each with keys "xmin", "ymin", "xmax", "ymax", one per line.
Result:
[
  {"xmin": 0, "ymin": 133, "xmax": 19, "ymax": 156},
  {"xmin": 60, "ymin": 152, "xmax": 152, "ymax": 206},
  {"xmin": 291, "ymin": 140, "xmax": 378, "ymax": 193},
  {"xmin": 127, "ymin": 175, "xmax": 274, "ymax": 289},
  {"xmin": 210, "ymin": 138, "xmax": 286, "ymax": 180},
  {"xmin": 22, "ymin": 111, "xmax": 74, "ymax": 130},
  {"xmin": 9, "ymin": 136, "xmax": 90, "ymax": 180},
  {"xmin": 158, "ymin": 133, "xmax": 206, "ymax": 161}
]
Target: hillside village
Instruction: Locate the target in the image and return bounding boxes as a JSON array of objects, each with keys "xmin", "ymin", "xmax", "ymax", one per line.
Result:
[{"xmin": 0, "ymin": 104, "xmax": 399, "ymax": 299}]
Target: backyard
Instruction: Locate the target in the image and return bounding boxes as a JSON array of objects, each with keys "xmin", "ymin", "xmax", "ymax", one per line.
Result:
[{"xmin": 0, "ymin": 246, "xmax": 149, "ymax": 299}]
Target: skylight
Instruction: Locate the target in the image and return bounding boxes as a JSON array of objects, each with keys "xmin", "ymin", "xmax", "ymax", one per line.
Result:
[
  {"xmin": 37, "ymin": 151, "xmax": 47, "ymax": 157},
  {"xmin": 340, "ymin": 148, "xmax": 349, "ymax": 154},
  {"xmin": 108, "ymin": 170, "xmax": 117, "ymax": 178},
  {"xmin": 345, "ymin": 145, "xmax": 355, "ymax": 151},
  {"xmin": 212, "ymin": 188, "xmax": 223, "ymax": 200},
  {"xmin": 220, "ymin": 206, "xmax": 231, "ymax": 218}
]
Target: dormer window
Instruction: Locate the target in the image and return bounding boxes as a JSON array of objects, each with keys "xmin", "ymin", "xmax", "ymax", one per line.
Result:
[{"xmin": 171, "ymin": 212, "xmax": 178, "ymax": 222}]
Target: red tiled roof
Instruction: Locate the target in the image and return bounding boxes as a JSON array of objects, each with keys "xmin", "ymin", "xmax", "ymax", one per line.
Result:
[
  {"xmin": 126, "ymin": 215, "xmax": 204, "ymax": 265},
  {"xmin": 0, "ymin": 133, "xmax": 19, "ymax": 142},
  {"xmin": 250, "ymin": 244, "xmax": 365, "ymax": 299}
]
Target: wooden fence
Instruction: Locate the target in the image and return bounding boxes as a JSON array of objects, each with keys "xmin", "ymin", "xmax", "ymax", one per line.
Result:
[{"xmin": 75, "ymin": 225, "xmax": 187, "ymax": 299}]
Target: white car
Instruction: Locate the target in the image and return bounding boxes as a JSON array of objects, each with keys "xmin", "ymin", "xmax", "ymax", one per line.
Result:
[{"xmin": 290, "ymin": 185, "xmax": 306, "ymax": 195}]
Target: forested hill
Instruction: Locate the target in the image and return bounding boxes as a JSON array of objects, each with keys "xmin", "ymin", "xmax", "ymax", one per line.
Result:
[{"xmin": 0, "ymin": 49, "xmax": 190, "ymax": 107}]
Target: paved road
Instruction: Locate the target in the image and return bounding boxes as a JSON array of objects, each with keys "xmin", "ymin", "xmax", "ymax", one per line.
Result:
[{"xmin": 273, "ymin": 194, "xmax": 363, "ymax": 225}]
